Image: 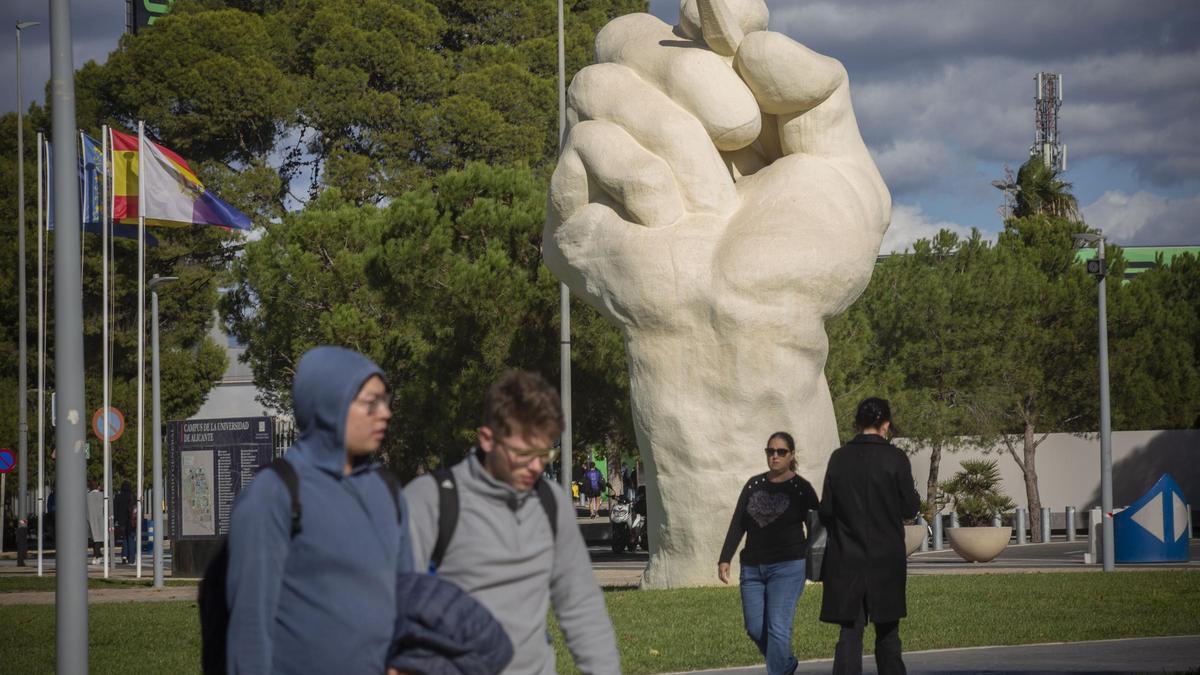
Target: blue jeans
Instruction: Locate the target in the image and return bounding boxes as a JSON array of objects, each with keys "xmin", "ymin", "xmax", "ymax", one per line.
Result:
[
  {"xmin": 121, "ymin": 528, "xmax": 136, "ymax": 563},
  {"xmin": 740, "ymin": 558, "xmax": 807, "ymax": 675}
]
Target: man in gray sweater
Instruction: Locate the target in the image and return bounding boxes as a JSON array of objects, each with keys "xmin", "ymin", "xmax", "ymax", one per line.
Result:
[{"xmin": 405, "ymin": 371, "xmax": 620, "ymax": 674}]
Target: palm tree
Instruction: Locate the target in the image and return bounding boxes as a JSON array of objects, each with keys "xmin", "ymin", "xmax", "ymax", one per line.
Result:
[{"xmin": 1013, "ymin": 158, "xmax": 1080, "ymax": 222}]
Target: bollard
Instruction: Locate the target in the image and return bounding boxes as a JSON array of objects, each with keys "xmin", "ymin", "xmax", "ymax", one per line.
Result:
[
  {"xmin": 917, "ymin": 515, "xmax": 929, "ymax": 552},
  {"xmin": 933, "ymin": 513, "xmax": 943, "ymax": 550},
  {"xmin": 992, "ymin": 512, "xmax": 1002, "ymax": 528},
  {"xmin": 1041, "ymin": 507, "xmax": 1051, "ymax": 543},
  {"xmin": 949, "ymin": 511, "xmax": 959, "ymax": 529},
  {"xmin": 1088, "ymin": 507, "xmax": 1102, "ymax": 563},
  {"xmin": 1016, "ymin": 507, "xmax": 1027, "ymax": 544},
  {"xmin": 1066, "ymin": 506, "xmax": 1076, "ymax": 543}
]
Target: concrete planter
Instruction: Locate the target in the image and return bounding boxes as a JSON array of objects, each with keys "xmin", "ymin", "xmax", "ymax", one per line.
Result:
[
  {"xmin": 946, "ymin": 526, "xmax": 1012, "ymax": 562},
  {"xmin": 904, "ymin": 524, "xmax": 927, "ymax": 556}
]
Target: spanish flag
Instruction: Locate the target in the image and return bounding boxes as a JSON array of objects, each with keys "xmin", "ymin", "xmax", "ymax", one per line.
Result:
[{"xmin": 110, "ymin": 128, "xmax": 251, "ymax": 230}]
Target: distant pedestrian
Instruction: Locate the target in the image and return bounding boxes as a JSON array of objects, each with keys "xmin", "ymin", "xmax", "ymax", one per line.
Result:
[
  {"xmin": 582, "ymin": 461, "xmax": 606, "ymax": 518},
  {"xmin": 819, "ymin": 398, "xmax": 920, "ymax": 675},
  {"xmin": 86, "ymin": 480, "xmax": 104, "ymax": 564},
  {"xmin": 718, "ymin": 431, "xmax": 820, "ymax": 675},
  {"xmin": 621, "ymin": 463, "xmax": 636, "ymax": 502},
  {"xmin": 114, "ymin": 481, "xmax": 135, "ymax": 564}
]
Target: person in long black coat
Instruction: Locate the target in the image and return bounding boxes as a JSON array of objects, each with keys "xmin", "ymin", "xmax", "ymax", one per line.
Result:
[{"xmin": 819, "ymin": 398, "xmax": 920, "ymax": 675}]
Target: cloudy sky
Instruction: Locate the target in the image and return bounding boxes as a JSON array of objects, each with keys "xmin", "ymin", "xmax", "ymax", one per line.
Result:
[{"xmin": 3, "ymin": 0, "xmax": 1198, "ymax": 251}]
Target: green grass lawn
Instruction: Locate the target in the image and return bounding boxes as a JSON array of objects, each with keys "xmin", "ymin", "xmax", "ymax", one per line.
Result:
[
  {"xmin": 2, "ymin": 571, "xmax": 1197, "ymax": 674},
  {"xmin": 0, "ymin": 576, "xmax": 197, "ymax": 593}
]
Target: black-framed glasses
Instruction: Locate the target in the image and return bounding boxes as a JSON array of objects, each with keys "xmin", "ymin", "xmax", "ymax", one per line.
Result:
[
  {"xmin": 354, "ymin": 392, "xmax": 393, "ymax": 416},
  {"xmin": 764, "ymin": 447, "xmax": 792, "ymax": 458},
  {"xmin": 496, "ymin": 438, "xmax": 560, "ymax": 465}
]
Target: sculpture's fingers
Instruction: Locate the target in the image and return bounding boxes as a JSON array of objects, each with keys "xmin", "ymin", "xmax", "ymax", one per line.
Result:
[
  {"xmin": 569, "ymin": 63, "xmax": 737, "ymax": 216},
  {"xmin": 549, "ymin": 120, "xmax": 684, "ymax": 229},
  {"xmin": 732, "ymin": 31, "xmax": 871, "ymax": 162},
  {"xmin": 595, "ymin": 14, "xmax": 760, "ymax": 152},
  {"xmin": 677, "ymin": 0, "xmax": 770, "ymax": 52}
]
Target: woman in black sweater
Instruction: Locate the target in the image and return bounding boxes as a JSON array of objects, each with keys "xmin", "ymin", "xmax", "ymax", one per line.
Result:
[{"xmin": 718, "ymin": 431, "xmax": 820, "ymax": 675}]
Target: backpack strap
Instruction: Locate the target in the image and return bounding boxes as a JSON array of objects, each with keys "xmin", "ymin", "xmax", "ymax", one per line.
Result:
[
  {"xmin": 535, "ymin": 477, "xmax": 558, "ymax": 540},
  {"xmin": 377, "ymin": 468, "xmax": 403, "ymax": 525},
  {"xmin": 427, "ymin": 466, "xmax": 560, "ymax": 575},
  {"xmin": 267, "ymin": 457, "xmax": 302, "ymax": 538},
  {"xmin": 429, "ymin": 467, "xmax": 458, "ymax": 575}
]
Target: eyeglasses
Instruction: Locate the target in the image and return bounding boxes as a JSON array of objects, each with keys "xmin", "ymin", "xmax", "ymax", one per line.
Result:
[
  {"xmin": 354, "ymin": 392, "xmax": 393, "ymax": 416},
  {"xmin": 496, "ymin": 438, "xmax": 560, "ymax": 465},
  {"xmin": 764, "ymin": 447, "xmax": 792, "ymax": 458}
]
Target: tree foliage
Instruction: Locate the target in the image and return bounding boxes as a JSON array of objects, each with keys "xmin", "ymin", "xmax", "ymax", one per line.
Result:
[
  {"xmin": 77, "ymin": 0, "xmax": 646, "ymax": 209},
  {"xmin": 222, "ymin": 163, "xmax": 633, "ymax": 477}
]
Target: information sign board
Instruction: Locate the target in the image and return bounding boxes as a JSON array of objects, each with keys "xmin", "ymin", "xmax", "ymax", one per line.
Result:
[{"xmin": 167, "ymin": 417, "xmax": 274, "ymax": 540}]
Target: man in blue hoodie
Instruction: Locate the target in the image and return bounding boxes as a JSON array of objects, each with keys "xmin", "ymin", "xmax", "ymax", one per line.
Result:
[{"xmin": 225, "ymin": 346, "xmax": 413, "ymax": 674}]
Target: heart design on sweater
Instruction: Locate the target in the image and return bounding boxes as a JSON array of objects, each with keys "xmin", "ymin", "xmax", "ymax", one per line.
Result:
[{"xmin": 747, "ymin": 490, "xmax": 791, "ymax": 528}]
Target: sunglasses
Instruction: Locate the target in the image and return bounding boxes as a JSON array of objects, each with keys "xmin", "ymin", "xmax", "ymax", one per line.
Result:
[{"xmin": 764, "ymin": 447, "xmax": 792, "ymax": 458}]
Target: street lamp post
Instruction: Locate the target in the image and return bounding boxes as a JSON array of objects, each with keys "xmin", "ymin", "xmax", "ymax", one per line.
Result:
[
  {"xmin": 1073, "ymin": 231, "xmax": 1114, "ymax": 572},
  {"xmin": 48, "ymin": 0, "xmax": 90, "ymax": 666},
  {"xmin": 14, "ymin": 19, "xmax": 40, "ymax": 569},
  {"xmin": 149, "ymin": 274, "xmax": 177, "ymax": 588},
  {"xmin": 556, "ymin": 0, "xmax": 573, "ymax": 497}
]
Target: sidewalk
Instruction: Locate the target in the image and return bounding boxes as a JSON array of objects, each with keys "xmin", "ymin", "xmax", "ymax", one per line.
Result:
[{"xmin": 674, "ymin": 635, "xmax": 1200, "ymax": 674}]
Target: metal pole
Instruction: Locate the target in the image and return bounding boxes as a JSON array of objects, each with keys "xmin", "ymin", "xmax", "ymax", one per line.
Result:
[
  {"xmin": 1040, "ymin": 507, "xmax": 1051, "ymax": 543},
  {"xmin": 136, "ymin": 121, "xmax": 146, "ymax": 578},
  {"xmin": 556, "ymin": 0, "xmax": 573, "ymax": 497},
  {"xmin": 149, "ymin": 275, "xmax": 175, "ymax": 588},
  {"xmin": 1097, "ymin": 235, "xmax": 1114, "ymax": 572},
  {"xmin": 1016, "ymin": 507, "xmax": 1027, "ymax": 544},
  {"xmin": 49, "ymin": 0, "xmax": 89, "ymax": 665},
  {"xmin": 102, "ymin": 126, "xmax": 111, "ymax": 578},
  {"xmin": 917, "ymin": 515, "xmax": 928, "ymax": 552},
  {"xmin": 16, "ymin": 19, "xmax": 40, "ymax": 569},
  {"xmin": 1066, "ymin": 506, "xmax": 1076, "ymax": 543},
  {"xmin": 949, "ymin": 511, "xmax": 958, "ymax": 529},
  {"xmin": 932, "ymin": 512, "xmax": 943, "ymax": 550},
  {"xmin": 1088, "ymin": 506, "xmax": 1102, "ymax": 563},
  {"xmin": 36, "ymin": 131, "xmax": 44, "ymax": 576}
]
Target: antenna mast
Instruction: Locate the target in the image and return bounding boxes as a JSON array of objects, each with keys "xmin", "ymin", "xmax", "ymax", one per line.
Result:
[{"xmin": 1031, "ymin": 72, "xmax": 1066, "ymax": 172}]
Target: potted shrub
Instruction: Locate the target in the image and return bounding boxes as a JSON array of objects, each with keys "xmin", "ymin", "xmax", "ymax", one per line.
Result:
[
  {"xmin": 940, "ymin": 460, "xmax": 1016, "ymax": 562},
  {"xmin": 904, "ymin": 502, "xmax": 930, "ymax": 556}
]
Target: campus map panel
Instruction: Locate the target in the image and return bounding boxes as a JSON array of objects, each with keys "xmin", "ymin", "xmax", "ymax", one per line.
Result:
[{"xmin": 167, "ymin": 417, "xmax": 274, "ymax": 539}]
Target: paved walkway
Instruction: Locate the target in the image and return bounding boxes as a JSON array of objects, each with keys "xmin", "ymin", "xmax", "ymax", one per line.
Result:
[
  {"xmin": 0, "ymin": 586, "xmax": 196, "ymax": 606},
  {"xmin": 675, "ymin": 635, "xmax": 1200, "ymax": 674}
]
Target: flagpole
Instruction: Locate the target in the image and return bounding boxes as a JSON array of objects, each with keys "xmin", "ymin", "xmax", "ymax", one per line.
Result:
[
  {"xmin": 136, "ymin": 120, "xmax": 146, "ymax": 579},
  {"xmin": 79, "ymin": 132, "xmax": 85, "ymax": 278},
  {"xmin": 36, "ymin": 132, "xmax": 45, "ymax": 577},
  {"xmin": 101, "ymin": 125, "xmax": 111, "ymax": 578}
]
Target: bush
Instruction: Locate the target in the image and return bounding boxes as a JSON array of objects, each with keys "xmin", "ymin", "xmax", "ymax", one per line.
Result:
[{"xmin": 939, "ymin": 459, "xmax": 1016, "ymax": 527}]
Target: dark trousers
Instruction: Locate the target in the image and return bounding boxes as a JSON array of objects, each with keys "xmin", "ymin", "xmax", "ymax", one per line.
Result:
[
  {"xmin": 833, "ymin": 600, "xmax": 905, "ymax": 675},
  {"xmin": 15, "ymin": 524, "xmax": 28, "ymax": 566}
]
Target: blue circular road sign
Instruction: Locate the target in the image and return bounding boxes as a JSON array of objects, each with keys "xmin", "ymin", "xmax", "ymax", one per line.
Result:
[{"xmin": 92, "ymin": 407, "xmax": 125, "ymax": 443}]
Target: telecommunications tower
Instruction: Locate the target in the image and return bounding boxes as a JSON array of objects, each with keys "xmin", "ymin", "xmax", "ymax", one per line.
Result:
[{"xmin": 1031, "ymin": 72, "xmax": 1066, "ymax": 172}]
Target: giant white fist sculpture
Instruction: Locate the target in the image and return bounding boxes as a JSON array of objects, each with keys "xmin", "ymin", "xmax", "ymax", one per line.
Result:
[{"xmin": 544, "ymin": 0, "xmax": 890, "ymax": 587}]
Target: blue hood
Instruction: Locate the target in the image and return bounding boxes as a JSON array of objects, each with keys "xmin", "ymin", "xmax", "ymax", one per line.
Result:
[{"xmin": 292, "ymin": 346, "xmax": 385, "ymax": 475}]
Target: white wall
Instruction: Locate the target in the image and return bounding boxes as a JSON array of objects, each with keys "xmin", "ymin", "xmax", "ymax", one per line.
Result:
[{"xmin": 905, "ymin": 430, "xmax": 1200, "ymax": 511}]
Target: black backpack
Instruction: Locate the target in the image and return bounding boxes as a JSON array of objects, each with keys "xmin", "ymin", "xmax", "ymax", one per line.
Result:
[
  {"xmin": 199, "ymin": 457, "xmax": 401, "ymax": 675},
  {"xmin": 426, "ymin": 466, "xmax": 558, "ymax": 575}
]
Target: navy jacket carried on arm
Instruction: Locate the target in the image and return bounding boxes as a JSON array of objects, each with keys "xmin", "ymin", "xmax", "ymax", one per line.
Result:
[
  {"xmin": 224, "ymin": 347, "xmax": 413, "ymax": 675},
  {"xmin": 389, "ymin": 573, "xmax": 514, "ymax": 675}
]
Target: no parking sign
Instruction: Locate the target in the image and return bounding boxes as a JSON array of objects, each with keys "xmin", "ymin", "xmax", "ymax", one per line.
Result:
[
  {"xmin": 92, "ymin": 407, "xmax": 125, "ymax": 443},
  {"xmin": 0, "ymin": 447, "xmax": 14, "ymax": 474}
]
